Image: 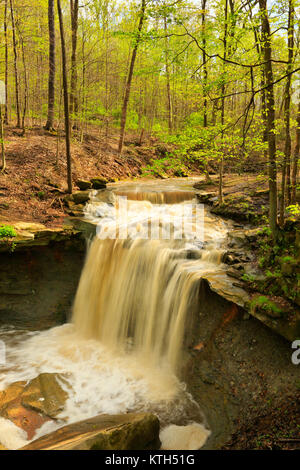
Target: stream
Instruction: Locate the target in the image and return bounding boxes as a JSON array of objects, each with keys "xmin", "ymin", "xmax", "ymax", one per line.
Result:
[{"xmin": 0, "ymin": 178, "xmax": 242, "ymax": 450}]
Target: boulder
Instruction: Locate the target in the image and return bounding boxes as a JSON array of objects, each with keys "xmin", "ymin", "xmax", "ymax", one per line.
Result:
[
  {"xmin": 0, "ymin": 380, "xmax": 52, "ymax": 440},
  {"xmin": 0, "ymin": 381, "xmax": 26, "ymax": 409},
  {"xmin": 21, "ymin": 373, "xmax": 69, "ymax": 419},
  {"xmin": 0, "ymin": 373, "xmax": 69, "ymax": 440},
  {"xmin": 21, "ymin": 413, "xmax": 160, "ymax": 450},
  {"xmin": 76, "ymin": 180, "xmax": 92, "ymax": 191},
  {"xmin": 71, "ymin": 191, "xmax": 90, "ymax": 205},
  {"xmin": 90, "ymin": 178, "xmax": 108, "ymax": 190}
]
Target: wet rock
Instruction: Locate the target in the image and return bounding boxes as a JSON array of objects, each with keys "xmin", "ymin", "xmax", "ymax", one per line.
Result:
[
  {"xmin": 227, "ymin": 268, "xmax": 243, "ymax": 280},
  {"xmin": 0, "ymin": 221, "xmax": 82, "ymax": 253},
  {"xmin": 21, "ymin": 373, "xmax": 69, "ymax": 419},
  {"xmin": 201, "ymin": 274, "xmax": 250, "ymax": 308},
  {"xmin": 65, "ymin": 201, "xmax": 84, "ymax": 217},
  {"xmin": 244, "ymin": 228, "xmax": 261, "ymax": 242},
  {"xmin": 21, "ymin": 413, "xmax": 160, "ymax": 450},
  {"xmin": 227, "ymin": 230, "xmax": 249, "ymax": 247},
  {"xmin": 71, "ymin": 191, "xmax": 90, "ymax": 205},
  {"xmin": 0, "ymin": 381, "xmax": 26, "ymax": 409},
  {"xmin": 76, "ymin": 180, "xmax": 92, "ymax": 191},
  {"xmin": 64, "ymin": 217, "xmax": 97, "ymax": 239},
  {"xmin": 91, "ymin": 178, "xmax": 108, "ymax": 190},
  {"xmin": 195, "ymin": 191, "xmax": 215, "ymax": 204},
  {"xmin": 0, "ymin": 380, "xmax": 52, "ymax": 440}
]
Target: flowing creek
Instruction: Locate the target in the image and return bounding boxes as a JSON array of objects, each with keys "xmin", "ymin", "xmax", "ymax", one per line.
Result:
[{"xmin": 0, "ymin": 178, "xmax": 242, "ymax": 450}]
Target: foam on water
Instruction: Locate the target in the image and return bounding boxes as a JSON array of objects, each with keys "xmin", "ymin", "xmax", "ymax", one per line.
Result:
[
  {"xmin": 0, "ymin": 324, "xmax": 204, "ymax": 449},
  {"xmin": 160, "ymin": 423, "xmax": 211, "ymax": 450}
]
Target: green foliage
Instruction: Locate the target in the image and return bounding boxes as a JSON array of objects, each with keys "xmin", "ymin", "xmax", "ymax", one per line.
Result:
[
  {"xmin": 0, "ymin": 225, "xmax": 17, "ymax": 239},
  {"xmin": 141, "ymin": 154, "xmax": 189, "ymax": 178},
  {"xmin": 286, "ymin": 204, "xmax": 300, "ymax": 216},
  {"xmin": 250, "ymin": 296, "xmax": 282, "ymax": 316}
]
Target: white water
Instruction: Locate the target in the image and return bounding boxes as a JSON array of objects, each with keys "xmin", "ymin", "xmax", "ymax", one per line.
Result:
[{"xmin": 0, "ymin": 181, "xmax": 230, "ymax": 450}]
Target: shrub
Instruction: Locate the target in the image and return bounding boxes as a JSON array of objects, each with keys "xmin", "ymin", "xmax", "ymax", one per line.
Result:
[{"xmin": 0, "ymin": 225, "xmax": 17, "ymax": 239}]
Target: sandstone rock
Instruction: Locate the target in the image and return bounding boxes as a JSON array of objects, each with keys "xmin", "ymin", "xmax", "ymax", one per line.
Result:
[
  {"xmin": 21, "ymin": 413, "xmax": 160, "ymax": 450},
  {"xmin": 21, "ymin": 373, "xmax": 69, "ymax": 419},
  {"xmin": 0, "ymin": 380, "xmax": 51, "ymax": 440},
  {"xmin": 13, "ymin": 222, "xmax": 45, "ymax": 232},
  {"xmin": 0, "ymin": 381, "xmax": 26, "ymax": 409},
  {"xmin": 227, "ymin": 230, "xmax": 249, "ymax": 247},
  {"xmin": 227, "ymin": 268, "xmax": 243, "ymax": 280},
  {"xmin": 76, "ymin": 180, "xmax": 92, "ymax": 191},
  {"xmin": 91, "ymin": 178, "xmax": 108, "ymax": 190},
  {"xmin": 71, "ymin": 191, "xmax": 90, "ymax": 205},
  {"xmin": 64, "ymin": 217, "xmax": 97, "ymax": 239},
  {"xmin": 244, "ymin": 228, "xmax": 261, "ymax": 242}
]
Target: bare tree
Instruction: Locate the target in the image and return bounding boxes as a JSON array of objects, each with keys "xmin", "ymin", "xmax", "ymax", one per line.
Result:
[
  {"xmin": 57, "ymin": 0, "xmax": 73, "ymax": 194},
  {"xmin": 291, "ymin": 97, "xmax": 300, "ymax": 204},
  {"xmin": 45, "ymin": 0, "xmax": 56, "ymax": 131},
  {"xmin": 10, "ymin": 0, "xmax": 21, "ymax": 128},
  {"xmin": 4, "ymin": 0, "xmax": 8, "ymax": 124},
  {"xmin": 118, "ymin": 0, "xmax": 146, "ymax": 156},
  {"xmin": 70, "ymin": 0, "xmax": 79, "ymax": 126},
  {"xmin": 259, "ymin": 0, "xmax": 278, "ymax": 238}
]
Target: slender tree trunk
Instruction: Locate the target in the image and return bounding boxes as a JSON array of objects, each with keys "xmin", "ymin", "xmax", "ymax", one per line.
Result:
[
  {"xmin": 70, "ymin": 0, "xmax": 79, "ymax": 127},
  {"xmin": 4, "ymin": 0, "xmax": 8, "ymax": 124},
  {"xmin": 20, "ymin": 37, "xmax": 28, "ymax": 135},
  {"xmin": 201, "ymin": 0, "xmax": 208, "ymax": 128},
  {"xmin": 57, "ymin": 0, "xmax": 72, "ymax": 194},
  {"xmin": 284, "ymin": 0, "xmax": 294, "ymax": 207},
  {"xmin": 291, "ymin": 97, "xmax": 300, "ymax": 204},
  {"xmin": 10, "ymin": 0, "xmax": 20, "ymax": 128},
  {"xmin": 279, "ymin": 0, "xmax": 294, "ymax": 224},
  {"xmin": 259, "ymin": 0, "xmax": 278, "ymax": 238},
  {"xmin": 219, "ymin": 0, "xmax": 228, "ymax": 204},
  {"xmin": 0, "ymin": 106, "xmax": 5, "ymax": 172},
  {"xmin": 164, "ymin": 15, "xmax": 172, "ymax": 133},
  {"xmin": 45, "ymin": 0, "xmax": 56, "ymax": 130},
  {"xmin": 201, "ymin": 0, "xmax": 211, "ymax": 182},
  {"xmin": 118, "ymin": 0, "xmax": 146, "ymax": 156}
]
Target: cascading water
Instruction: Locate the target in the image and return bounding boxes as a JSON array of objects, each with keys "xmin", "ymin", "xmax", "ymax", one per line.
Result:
[
  {"xmin": 0, "ymin": 179, "xmax": 231, "ymax": 450},
  {"xmin": 72, "ymin": 238, "xmax": 202, "ymax": 373}
]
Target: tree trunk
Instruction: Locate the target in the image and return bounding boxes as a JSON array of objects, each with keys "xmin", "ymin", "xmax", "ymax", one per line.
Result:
[
  {"xmin": 164, "ymin": 15, "xmax": 172, "ymax": 133},
  {"xmin": 57, "ymin": 0, "xmax": 72, "ymax": 194},
  {"xmin": 118, "ymin": 0, "xmax": 146, "ymax": 156},
  {"xmin": 0, "ymin": 106, "xmax": 5, "ymax": 172},
  {"xmin": 259, "ymin": 0, "xmax": 278, "ymax": 238},
  {"xmin": 4, "ymin": 0, "xmax": 8, "ymax": 124},
  {"xmin": 45, "ymin": 0, "xmax": 56, "ymax": 131},
  {"xmin": 20, "ymin": 37, "xmax": 28, "ymax": 136},
  {"xmin": 219, "ymin": 0, "xmax": 228, "ymax": 204},
  {"xmin": 291, "ymin": 97, "xmax": 300, "ymax": 204},
  {"xmin": 10, "ymin": 0, "xmax": 21, "ymax": 128},
  {"xmin": 279, "ymin": 0, "xmax": 294, "ymax": 224},
  {"xmin": 70, "ymin": 0, "xmax": 79, "ymax": 126},
  {"xmin": 201, "ymin": 0, "xmax": 208, "ymax": 129},
  {"xmin": 201, "ymin": 0, "xmax": 211, "ymax": 182}
]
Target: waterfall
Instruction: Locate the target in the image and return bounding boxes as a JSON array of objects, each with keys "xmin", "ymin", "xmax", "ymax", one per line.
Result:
[
  {"xmin": 73, "ymin": 187, "xmax": 227, "ymax": 373},
  {"xmin": 0, "ymin": 181, "xmax": 228, "ymax": 449},
  {"xmin": 72, "ymin": 238, "xmax": 202, "ymax": 372}
]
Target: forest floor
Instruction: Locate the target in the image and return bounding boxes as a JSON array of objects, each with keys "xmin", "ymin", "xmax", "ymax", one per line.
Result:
[{"xmin": 0, "ymin": 125, "xmax": 189, "ymax": 227}]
